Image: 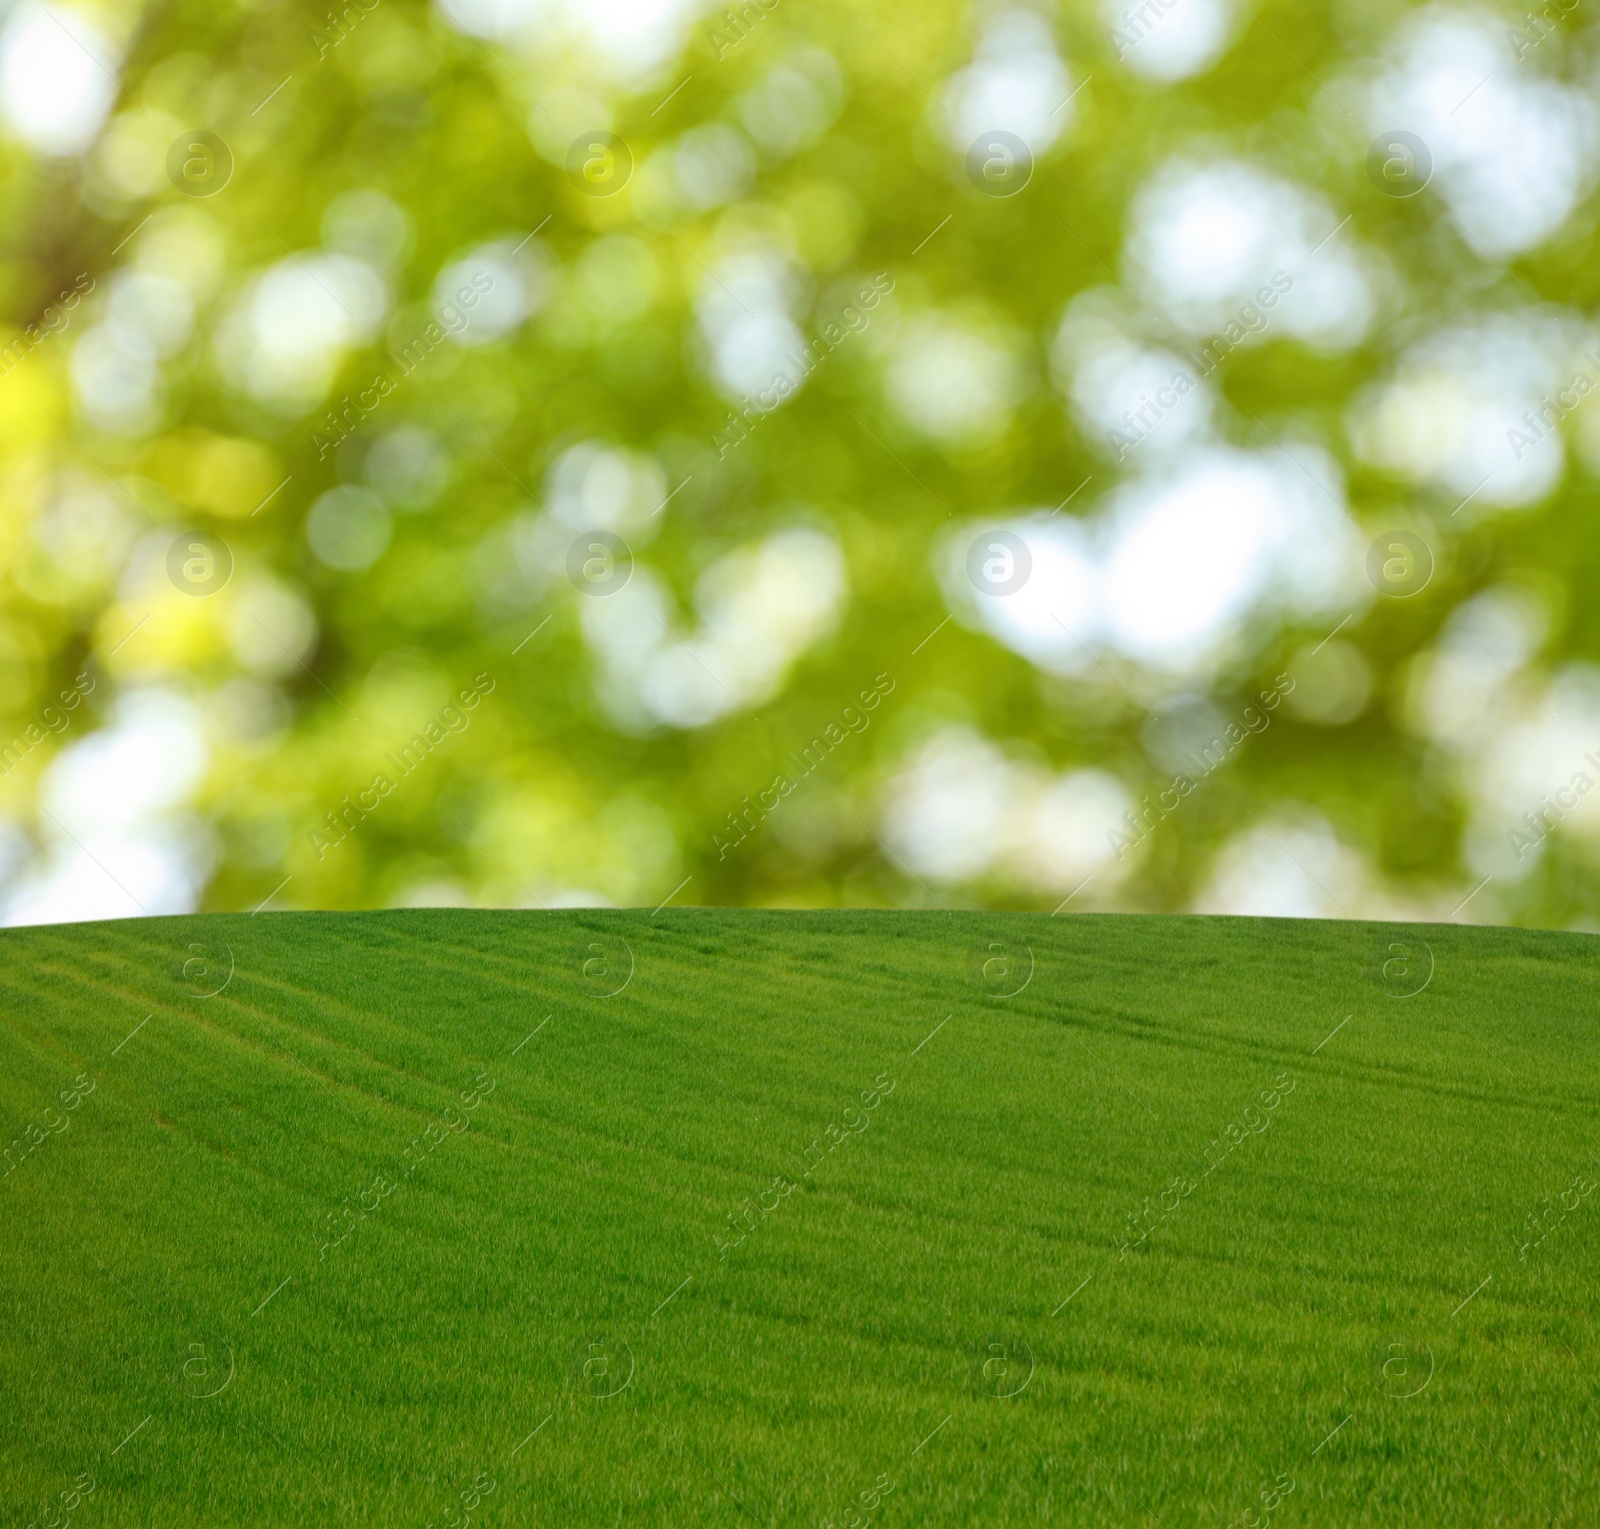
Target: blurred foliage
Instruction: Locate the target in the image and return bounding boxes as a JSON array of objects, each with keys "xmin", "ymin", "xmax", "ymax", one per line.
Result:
[{"xmin": 2, "ymin": 0, "xmax": 1600, "ymax": 924}]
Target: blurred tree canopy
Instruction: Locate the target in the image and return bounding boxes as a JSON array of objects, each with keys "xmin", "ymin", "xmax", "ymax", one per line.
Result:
[{"xmin": 3, "ymin": 0, "xmax": 1600, "ymax": 927}]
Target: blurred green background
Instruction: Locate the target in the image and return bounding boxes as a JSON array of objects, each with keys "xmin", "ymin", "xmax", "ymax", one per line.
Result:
[{"xmin": 2, "ymin": 0, "xmax": 1599, "ymax": 926}]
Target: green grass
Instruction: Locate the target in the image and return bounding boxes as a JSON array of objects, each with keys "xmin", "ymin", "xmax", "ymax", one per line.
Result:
[{"xmin": 2, "ymin": 909, "xmax": 1598, "ymax": 1526}]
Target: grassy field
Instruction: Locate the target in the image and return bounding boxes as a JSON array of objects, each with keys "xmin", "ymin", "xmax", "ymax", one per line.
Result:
[{"xmin": 1, "ymin": 909, "xmax": 1597, "ymax": 1526}]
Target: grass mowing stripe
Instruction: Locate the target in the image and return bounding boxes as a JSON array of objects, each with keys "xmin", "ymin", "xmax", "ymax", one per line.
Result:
[{"xmin": 1, "ymin": 908, "xmax": 1597, "ymax": 1524}]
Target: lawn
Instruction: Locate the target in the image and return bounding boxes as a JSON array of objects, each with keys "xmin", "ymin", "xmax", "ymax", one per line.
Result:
[{"xmin": 1, "ymin": 909, "xmax": 1596, "ymax": 1525}]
